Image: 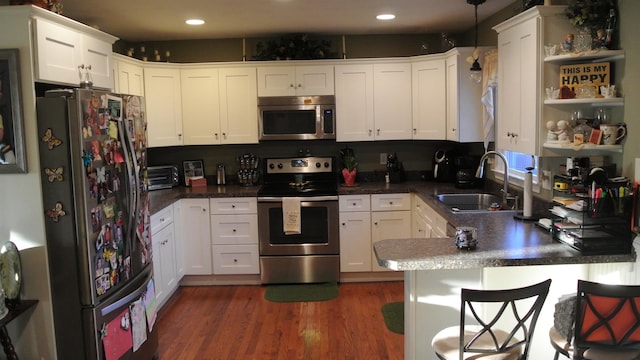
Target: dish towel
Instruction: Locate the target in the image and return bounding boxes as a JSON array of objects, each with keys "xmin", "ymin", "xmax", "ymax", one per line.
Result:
[{"xmin": 282, "ymin": 197, "xmax": 301, "ymax": 235}]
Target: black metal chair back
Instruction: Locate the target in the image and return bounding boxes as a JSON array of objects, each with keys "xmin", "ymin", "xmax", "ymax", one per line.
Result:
[
  {"xmin": 574, "ymin": 280, "xmax": 640, "ymax": 355},
  {"xmin": 459, "ymin": 278, "xmax": 552, "ymax": 360}
]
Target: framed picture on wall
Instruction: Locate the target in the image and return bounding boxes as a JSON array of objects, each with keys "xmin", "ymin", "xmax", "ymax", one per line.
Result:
[
  {"xmin": 183, "ymin": 160, "xmax": 204, "ymax": 186},
  {"xmin": 0, "ymin": 49, "xmax": 27, "ymax": 174}
]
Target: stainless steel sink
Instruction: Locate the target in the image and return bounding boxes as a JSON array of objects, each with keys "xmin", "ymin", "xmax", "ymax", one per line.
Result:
[{"xmin": 436, "ymin": 193, "xmax": 515, "ymax": 213}]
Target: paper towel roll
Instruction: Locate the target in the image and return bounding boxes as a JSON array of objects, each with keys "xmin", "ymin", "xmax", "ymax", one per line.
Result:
[{"xmin": 523, "ymin": 171, "xmax": 533, "ymax": 218}]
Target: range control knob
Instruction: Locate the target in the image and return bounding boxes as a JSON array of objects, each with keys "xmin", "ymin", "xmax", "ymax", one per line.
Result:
[
  {"xmin": 277, "ymin": 163, "xmax": 283, "ymax": 169},
  {"xmin": 324, "ymin": 162, "xmax": 330, "ymax": 168},
  {"xmin": 315, "ymin": 162, "xmax": 321, "ymax": 168},
  {"xmin": 268, "ymin": 163, "xmax": 275, "ymax": 169}
]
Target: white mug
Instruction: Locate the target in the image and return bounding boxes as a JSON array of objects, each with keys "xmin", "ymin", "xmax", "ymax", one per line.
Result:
[{"xmin": 600, "ymin": 124, "xmax": 626, "ymax": 145}]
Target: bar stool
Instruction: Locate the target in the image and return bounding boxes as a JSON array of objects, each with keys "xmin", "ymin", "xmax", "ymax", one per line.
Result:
[
  {"xmin": 550, "ymin": 279, "xmax": 640, "ymax": 360},
  {"xmin": 432, "ymin": 279, "xmax": 551, "ymax": 360}
]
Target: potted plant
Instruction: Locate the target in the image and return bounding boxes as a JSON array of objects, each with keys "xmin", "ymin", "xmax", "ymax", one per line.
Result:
[
  {"xmin": 339, "ymin": 146, "xmax": 358, "ymax": 186},
  {"xmin": 565, "ymin": 0, "xmax": 617, "ymax": 49}
]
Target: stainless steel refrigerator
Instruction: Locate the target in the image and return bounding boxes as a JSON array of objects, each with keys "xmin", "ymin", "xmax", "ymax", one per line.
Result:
[{"xmin": 37, "ymin": 89, "xmax": 158, "ymax": 360}]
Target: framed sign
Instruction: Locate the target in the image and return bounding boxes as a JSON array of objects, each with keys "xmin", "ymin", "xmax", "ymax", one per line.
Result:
[
  {"xmin": 182, "ymin": 160, "xmax": 204, "ymax": 186},
  {"xmin": 0, "ymin": 49, "xmax": 27, "ymax": 173},
  {"xmin": 559, "ymin": 62, "xmax": 611, "ymax": 92}
]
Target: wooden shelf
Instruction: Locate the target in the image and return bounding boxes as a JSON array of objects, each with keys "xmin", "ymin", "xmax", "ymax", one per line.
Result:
[
  {"xmin": 543, "ymin": 142, "xmax": 622, "ymax": 152},
  {"xmin": 543, "ymin": 97, "xmax": 624, "ymax": 106},
  {"xmin": 544, "ymin": 49, "xmax": 625, "ymax": 63}
]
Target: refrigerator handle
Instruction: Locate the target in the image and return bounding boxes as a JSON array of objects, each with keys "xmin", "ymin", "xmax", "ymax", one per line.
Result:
[
  {"xmin": 118, "ymin": 118, "xmax": 138, "ymax": 242},
  {"xmin": 100, "ymin": 269, "xmax": 152, "ymax": 317}
]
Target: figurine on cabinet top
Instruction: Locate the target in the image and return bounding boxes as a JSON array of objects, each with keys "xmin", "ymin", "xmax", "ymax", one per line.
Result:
[
  {"xmin": 555, "ymin": 120, "xmax": 573, "ymax": 143},
  {"xmin": 561, "ymin": 33, "xmax": 574, "ymax": 52}
]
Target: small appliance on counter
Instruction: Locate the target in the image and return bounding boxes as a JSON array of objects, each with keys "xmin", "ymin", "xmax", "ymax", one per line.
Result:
[
  {"xmin": 433, "ymin": 148, "xmax": 456, "ymax": 182},
  {"xmin": 454, "ymin": 155, "xmax": 481, "ymax": 189},
  {"xmin": 216, "ymin": 163, "xmax": 226, "ymax": 185},
  {"xmin": 386, "ymin": 153, "xmax": 405, "ymax": 183},
  {"xmin": 237, "ymin": 153, "xmax": 260, "ymax": 186},
  {"xmin": 148, "ymin": 165, "xmax": 179, "ymax": 190}
]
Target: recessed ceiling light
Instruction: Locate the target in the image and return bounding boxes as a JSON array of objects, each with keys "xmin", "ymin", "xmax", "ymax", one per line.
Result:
[
  {"xmin": 185, "ymin": 19, "xmax": 205, "ymax": 26},
  {"xmin": 376, "ymin": 14, "xmax": 396, "ymax": 21}
]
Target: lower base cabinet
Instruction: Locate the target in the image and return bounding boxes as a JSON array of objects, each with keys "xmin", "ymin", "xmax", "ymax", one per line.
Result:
[
  {"xmin": 150, "ymin": 204, "xmax": 178, "ymax": 308},
  {"xmin": 210, "ymin": 198, "xmax": 259, "ymax": 275},
  {"xmin": 181, "ymin": 199, "xmax": 213, "ymax": 275}
]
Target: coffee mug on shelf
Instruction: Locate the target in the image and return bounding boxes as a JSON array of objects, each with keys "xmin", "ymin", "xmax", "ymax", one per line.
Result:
[{"xmin": 600, "ymin": 124, "xmax": 626, "ymax": 145}]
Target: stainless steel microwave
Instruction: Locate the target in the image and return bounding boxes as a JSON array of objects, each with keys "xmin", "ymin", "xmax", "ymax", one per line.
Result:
[{"xmin": 258, "ymin": 95, "xmax": 335, "ymax": 141}]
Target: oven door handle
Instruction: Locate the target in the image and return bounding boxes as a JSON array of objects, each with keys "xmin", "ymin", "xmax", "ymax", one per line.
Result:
[{"xmin": 258, "ymin": 195, "xmax": 338, "ymax": 202}]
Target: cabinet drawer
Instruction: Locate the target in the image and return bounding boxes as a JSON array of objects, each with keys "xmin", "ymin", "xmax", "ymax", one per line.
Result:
[
  {"xmin": 151, "ymin": 205, "xmax": 173, "ymax": 234},
  {"xmin": 210, "ymin": 197, "xmax": 257, "ymax": 214},
  {"xmin": 211, "ymin": 214, "xmax": 258, "ymax": 245},
  {"xmin": 212, "ymin": 244, "xmax": 259, "ymax": 274},
  {"xmin": 371, "ymin": 193, "xmax": 411, "ymax": 211},
  {"xmin": 339, "ymin": 195, "xmax": 371, "ymax": 212}
]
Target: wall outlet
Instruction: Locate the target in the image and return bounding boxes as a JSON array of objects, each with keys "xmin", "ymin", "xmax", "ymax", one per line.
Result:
[{"xmin": 379, "ymin": 153, "xmax": 387, "ymax": 165}]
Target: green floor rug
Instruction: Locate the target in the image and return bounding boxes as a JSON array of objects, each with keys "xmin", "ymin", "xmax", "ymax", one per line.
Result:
[
  {"xmin": 381, "ymin": 301, "xmax": 404, "ymax": 334},
  {"xmin": 264, "ymin": 282, "xmax": 339, "ymax": 302}
]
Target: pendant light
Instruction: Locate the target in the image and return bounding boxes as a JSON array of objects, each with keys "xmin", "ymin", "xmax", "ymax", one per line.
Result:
[{"xmin": 467, "ymin": 0, "xmax": 485, "ymax": 83}]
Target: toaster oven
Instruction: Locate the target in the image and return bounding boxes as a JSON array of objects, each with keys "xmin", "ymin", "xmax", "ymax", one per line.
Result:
[{"xmin": 148, "ymin": 165, "xmax": 179, "ymax": 190}]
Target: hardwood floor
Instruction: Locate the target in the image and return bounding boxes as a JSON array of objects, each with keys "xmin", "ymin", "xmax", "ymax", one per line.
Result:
[{"xmin": 156, "ymin": 281, "xmax": 404, "ymax": 360}]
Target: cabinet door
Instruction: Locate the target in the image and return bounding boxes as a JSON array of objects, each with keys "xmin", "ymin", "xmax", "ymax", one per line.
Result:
[
  {"xmin": 256, "ymin": 66, "xmax": 296, "ymax": 97},
  {"xmin": 181, "ymin": 68, "xmax": 221, "ymax": 145},
  {"xmin": 335, "ymin": 64, "xmax": 374, "ymax": 141},
  {"xmin": 172, "ymin": 201, "xmax": 185, "ymax": 279},
  {"xmin": 371, "ymin": 211, "xmax": 411, "ymax": 271},
  {"xmin": 218, "ymin": 67, "xmax": 259, "ymax": 144},
  {"xmin": 373, "ymin": 63, "xmax": 413, "ymax": 140},
  {"xmin": 115, "ymin": 60, "xmax": 144, "ymax": 96},
  {"xmin": 412, "ymin": 59, "xmax": 446, "ymax": 140},
  {"xmin": 152, "ymin": 223, "xmax": 177, "ymax": 307},
  {"xmin": 497, "ymin": 17, "xmax": 539, "ymax": 154},
  {"xmin": 33, "ymin": 18, "xmax": 82, "ymax": 86},
  {"xmin": 339, "ymin": 211, "xmax": 372, "ymax": 272},
  {"xmin": 81, "ymin": 34, "xmax": 113, "ymax": 89},
  {"xmin": 295, "ymin": 65, "xmax": 334, "ymax": 96},
  {"xmin": 180, "ymin": 199, "xmax": 212, "ymax": 275},
  {"xmin": 445, "ymin": 56, "xmax": 460, "ymax": 142},
  {"xmin": 412, "ymin": 211, "xmax": 431, "ymax": 239},
  {"xmin": 144, "ymin": 67, "xmax": 183, "ymax": 147}
]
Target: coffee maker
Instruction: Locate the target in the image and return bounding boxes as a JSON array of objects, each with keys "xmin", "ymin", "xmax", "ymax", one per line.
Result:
[
  {"xmin": 454, "ymin": 155, "xmax": 481, "ymax": 188},
  {"xmin": 433, "ymin": 149, "xmax": 456, "ymax": 182}
]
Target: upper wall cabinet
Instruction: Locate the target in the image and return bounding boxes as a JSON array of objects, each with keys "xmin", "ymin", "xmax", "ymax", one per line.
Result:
[
  {"xmin": 144, "ymin": 66, "xmax": 183, "ymax": 147},
  {"xmin": 445, "ymin": 47, "xmax": 491, "ymax": 143},
  {"xmin": 493, "ymin": 6, "xmax": 574, "ymax": 155},
  {"xmin": 33, "ymin": 17, "xmax": 117, "ymax": 89},
  {"xmin": 335, "ymin": 62, "xmax": 412, "ymax": 141},
  {"xmin": 180, "ymin": 67, "xmax": 258, "ymax": 145},
  {"xmin": 257, "ymin": 65, "xmax": 334, "ymax": 97},
  {"xmin": 113, "ymin": 54, "xmax": 144, "ymax": 96},
  {"xmin": 412, "ymin": 58, "xmax": 446, "ymax": 140}
]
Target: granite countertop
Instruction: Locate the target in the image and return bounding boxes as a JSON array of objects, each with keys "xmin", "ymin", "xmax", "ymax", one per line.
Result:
[{"xmin": 149, "ymin": 180, "xmax": 636, "ymax": 269}]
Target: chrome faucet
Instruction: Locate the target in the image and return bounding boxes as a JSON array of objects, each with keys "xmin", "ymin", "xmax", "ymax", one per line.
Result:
[{"xmin": 475, "ymin": 151, "xmax": 517, "ymax": 209}]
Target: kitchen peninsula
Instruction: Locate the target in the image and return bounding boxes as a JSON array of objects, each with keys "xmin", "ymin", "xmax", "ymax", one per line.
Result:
[{"xmin": 374, "ymin": 190, "xmax": 636, "ymax": 359}]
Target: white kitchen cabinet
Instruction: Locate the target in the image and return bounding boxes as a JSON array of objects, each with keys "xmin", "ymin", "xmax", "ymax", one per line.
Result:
[
  {"xmin": 257, "ymin": 65, "xmax": 334, "ymax": 96},
  {"xmin": 180, "ymin": 68, "xmax": 221, "ymax": 145},
  {"xmin": 210, "ymin": 198, "xmax": 259, "ymax": 275},
  {"xmin": 445, "ymin": 47, "xmax": 491, "ymax": 143},
  {"xmin": 33, "ymin": 16, "xmax": 117, "ymax": 89},
  {"xmin": 373, "ymin": 63, "xmax": 413, "ymax": 140},
  {"xmin": 335, "ymin": 63, "xmax": 412, "ymax": 141},
  {"xmin": 218, "ymin": 67, "xmax": 259, "ymax": 144},
  {"xmin": 172, "ymin": 200, "xmax": 185, "ymax": 279},
  {"xmin": 339, "ymin": 195, "xmax": 372, "ymax": 272},
  {"xmin": 493, "ymin": 6, "xmax": 574, "ymax": 155},
  {"xmin": 112, "ymin": 54, "xmax": 144, "ymax": 96},
  {"xmin": 412, "ymin": 58, "xmax": 447, "ymax": 140},
  {"xmin": 150, "ymin": 205, "xmax": 178, "ymax": 308},
  {"xmin": 144, "ymin": 66, "xmax": 183, "ymax": 147},
  {"xmin": 335, "ymin": 64, "xmax": 374, "ymax": 141},
  {"xmin": 413, "ymin": 194, "xmax": 448, "ymax": 238},
  {"xmin": 371, "ymin": 194, "xmax": 411, "ymax": 271},
  {"xmin": 180, "ymin": 198, "xmax": 212, "ymax": 275}
]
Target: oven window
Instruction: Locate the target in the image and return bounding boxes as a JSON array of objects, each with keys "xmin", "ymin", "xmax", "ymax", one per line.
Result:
[
  {"xmin": 262, "ymin": 110, "xmax": 316, "ymax": 135},
  {"xmin": 267, "ymin": 206, "xmax": 328, "ymax": 244}
]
